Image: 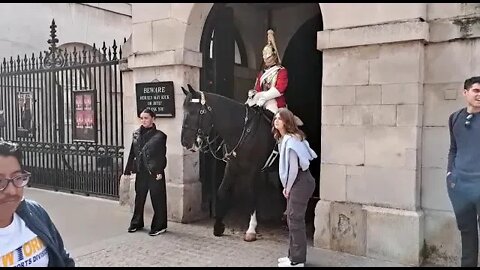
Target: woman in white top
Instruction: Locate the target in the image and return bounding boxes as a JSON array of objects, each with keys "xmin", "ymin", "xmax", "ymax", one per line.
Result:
[{"xmin": 272, "ymin": 108, "xmax": 317, "ymax": 267}]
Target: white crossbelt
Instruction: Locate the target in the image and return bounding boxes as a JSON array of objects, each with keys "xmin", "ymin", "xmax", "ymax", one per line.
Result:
[{"xmin": 260, "ymin": 65, "xmax": 281, "ymax": 86}]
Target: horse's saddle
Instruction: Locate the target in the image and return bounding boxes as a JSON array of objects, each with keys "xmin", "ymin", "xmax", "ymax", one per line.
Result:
[
  {"xmin": 251, "ymin": 105, "xmax": 274, "ymax": 124},
  {"xmin": 251, "ymin": 105, "xmax": 303, "ymax": 126}
]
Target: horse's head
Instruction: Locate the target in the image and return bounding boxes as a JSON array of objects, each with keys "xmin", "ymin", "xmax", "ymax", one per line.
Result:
[{"xmin": 181, "ymin": 84, "xmax": 213, "ymax": 152}]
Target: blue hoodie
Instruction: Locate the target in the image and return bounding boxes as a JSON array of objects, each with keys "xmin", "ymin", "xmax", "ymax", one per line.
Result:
[{"xmin": 15, "ymin": 199, "xmax": 75, "ymax": 267}]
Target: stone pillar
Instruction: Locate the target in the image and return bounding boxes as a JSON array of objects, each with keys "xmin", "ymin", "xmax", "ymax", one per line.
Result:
[
  {"xmin": 118, "ymin": 35, "xmax": 133, "ymax": 208},
  {"xmin": 314, "ymin": 3, "xmax": 428, "ymax": 266},
  {"xmin": 119, "ymin": 3, "xmax": 207, "ymax": 223}
]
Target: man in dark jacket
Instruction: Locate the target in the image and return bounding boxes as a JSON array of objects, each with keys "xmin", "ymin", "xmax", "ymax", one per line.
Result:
[
  {"xmin": 0, "ymin": 140, "xmax": 75, "ymax": 267},
  {"xmin": 124, "ymin": 108, "xmax": 168, "ymax": 236},
  {"xmin": 447, "ymin": 76, "xmax": 480, "ymax": 267}
]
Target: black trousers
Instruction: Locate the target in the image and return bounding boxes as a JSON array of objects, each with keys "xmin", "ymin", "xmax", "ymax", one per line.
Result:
[
  {"xmin": 130, "ymin": 172, "xmax": 167, "ymax": 231},
  {"xmin": 447, "ymin": 174, "xmax": 480, "ymax": 267}
]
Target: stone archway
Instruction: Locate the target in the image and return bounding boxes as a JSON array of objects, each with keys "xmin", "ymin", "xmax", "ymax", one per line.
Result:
[
  {"xmin": 184, "ymin": 3, "xmax": 325, "ymax": 54},
  {"xmin": 184, "ymin": 4, "xmax": 214, "ymax": 53},
  {"xmin": 184, "ymin": 2, "xmax": 324, "ymax": 227}
]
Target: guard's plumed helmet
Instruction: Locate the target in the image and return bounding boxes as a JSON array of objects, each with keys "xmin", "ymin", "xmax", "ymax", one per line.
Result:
[{"xmin": 262, "ymin": 29, "xmax": 281, "ymax": 67}]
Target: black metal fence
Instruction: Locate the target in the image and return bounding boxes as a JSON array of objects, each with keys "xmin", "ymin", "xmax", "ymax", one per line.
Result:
[{"xmin": 0, "ymin": 20, "xmax": 125, "ymax": 198}]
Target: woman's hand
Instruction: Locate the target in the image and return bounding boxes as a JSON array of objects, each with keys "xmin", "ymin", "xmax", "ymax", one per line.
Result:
[
  {"xmin": 283, "ymin": 188, "xmax": 289, "ymax": 199},
  {"xmin": 156, "ymin": 174, "xmax": 163, "ymax": 180}
]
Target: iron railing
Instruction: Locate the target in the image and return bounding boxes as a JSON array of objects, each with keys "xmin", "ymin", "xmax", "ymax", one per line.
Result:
[{"xmin": 0, "ymin": 20, "xmax": 125, "ymax": 198}]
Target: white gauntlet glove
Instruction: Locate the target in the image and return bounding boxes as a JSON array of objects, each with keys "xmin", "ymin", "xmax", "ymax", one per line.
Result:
[
  {"xmin": 248, "ymin": 89, "xmax": 257, "ymax": 98},
  {"xmin": 256, "ymin": 97, "xmax": 267, "ymax": 107},
  {"xmin": 246, "ymin": 89, "xmax": 259, "ymax": 107},
  {"xmin": 255, "ymin": 87, "xmax": 282, "ymax": 107}
]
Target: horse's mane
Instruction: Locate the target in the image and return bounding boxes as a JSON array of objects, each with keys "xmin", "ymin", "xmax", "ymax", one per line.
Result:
[
  {"xmin": 204, "ymin": 92, "xmax": 269, "ymax": 119},
  {"xmin": 202, "ymin": 92, "xmax": 250, "ymax": 124},
  {"xmin": 204, "ymin": 92, "xmax": 243, "ymax": 108}
]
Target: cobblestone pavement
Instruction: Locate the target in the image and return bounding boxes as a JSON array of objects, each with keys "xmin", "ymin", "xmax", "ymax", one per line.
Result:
[
  {"xmin": 72, "ymin": 220, "xmax": 407, "ymax": 267},
  {"xmin": 73, "ymin": 220, "xmax": 290, "ymax": 267},
  {"xmin": 25, "ymin": 187, "xmax": 407, "ymax": 267}
]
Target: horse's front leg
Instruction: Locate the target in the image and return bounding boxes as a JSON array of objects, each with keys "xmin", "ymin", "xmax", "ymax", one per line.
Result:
[
  {"xmin": 244, "ymin": 210, "xmax": 258, "ymax": 242},
  {"xmin": 213, "ymin": 190, "xmax": 230, "ymax": 236},
  {"xmin": 243, "ymin": 169, "xmax": 261, "ymax": 242},
  {"xmin": 214, "ymin": 164, "xmax": 235, "ymax": 237}
]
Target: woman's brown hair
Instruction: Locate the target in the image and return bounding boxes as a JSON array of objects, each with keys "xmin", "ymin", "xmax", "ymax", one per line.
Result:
[{"xmin": 272, "ymin": 108, "xmax": 305, "ymax": 141}]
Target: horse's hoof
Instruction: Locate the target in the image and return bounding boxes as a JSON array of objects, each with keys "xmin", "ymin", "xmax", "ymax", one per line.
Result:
[
  {"xmin": 213, "ymin": 224, "xmax": 225, "ymax": 237},
  {"xmin": 244, "ymin": 233, "xmax": 257, "ymax": 242}
]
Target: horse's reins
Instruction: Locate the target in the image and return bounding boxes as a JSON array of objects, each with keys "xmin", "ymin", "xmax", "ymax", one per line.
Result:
[{"xmin": 190, "ymin": 91, "xmax": 250, "ymax": 163}]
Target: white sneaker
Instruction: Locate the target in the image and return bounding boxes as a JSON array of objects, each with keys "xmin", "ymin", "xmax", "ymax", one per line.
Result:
[
  {"xmin": 278, "ymin": 261, "xmax": 304, "ymax": 267},
  {"xmin": 278, "ymin": 257, "xmax": 290, "ymax": 263},
  {"xmin": 149, "ymin": 228, "xmax": 167, "ymax": 236}
]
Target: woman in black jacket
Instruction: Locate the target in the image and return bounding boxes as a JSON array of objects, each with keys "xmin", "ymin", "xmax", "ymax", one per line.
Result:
[{"xmin": 124, "ymin": 109, "xmax": 168, "ymax": 236}]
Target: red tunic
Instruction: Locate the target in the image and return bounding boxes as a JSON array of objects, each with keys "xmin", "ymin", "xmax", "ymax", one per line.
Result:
[{"xmin": 254, "ymin": 67, "xmax": 288, "ymax": 108}]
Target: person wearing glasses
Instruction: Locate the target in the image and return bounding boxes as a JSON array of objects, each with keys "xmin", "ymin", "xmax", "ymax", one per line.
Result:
[
  {"xmin": 447, "ymin": 76, "xmax": 480, "ymax": 267},
  {"xmin": 0, "ymin": 140, "xmax": 75, "ymax": 267}
]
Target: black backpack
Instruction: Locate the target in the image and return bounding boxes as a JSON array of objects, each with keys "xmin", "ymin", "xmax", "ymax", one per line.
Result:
[{"xmin": 449, "ymin": 107, "xmax": 465, "ymax": 132}]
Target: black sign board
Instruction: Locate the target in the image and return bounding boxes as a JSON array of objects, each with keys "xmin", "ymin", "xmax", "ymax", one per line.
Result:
[
  {"xmin": 73, "ymin": 89, "xmax": 97, "ymax": 142},
  {"xmin": 136, "ymin": 81, "xmax": 175, "ymax": 118}
]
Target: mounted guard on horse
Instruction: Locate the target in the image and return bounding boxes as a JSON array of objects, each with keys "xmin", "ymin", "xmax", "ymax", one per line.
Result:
[{"xmin": 180, "ymin": 30, "xmax": 302, "ymax": 242}]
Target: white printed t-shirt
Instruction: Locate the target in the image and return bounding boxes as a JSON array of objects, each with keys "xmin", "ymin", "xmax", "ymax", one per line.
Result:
[{"xmin": 0, "ymin": 213, "xmax": 49, "ymax": 267}]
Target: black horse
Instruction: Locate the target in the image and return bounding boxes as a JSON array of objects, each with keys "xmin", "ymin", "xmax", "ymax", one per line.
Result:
[{"xmin": 181, "ymin": 84, "xmax": 282, "ymax": 241}]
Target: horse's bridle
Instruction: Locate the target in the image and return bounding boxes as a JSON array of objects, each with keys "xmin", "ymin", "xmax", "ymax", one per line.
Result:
[
  {"xmin": 182, "ymin": 91, "xmax": 213, "ymax": 147},
  {"xmin": 183, "ymin": 91, "xmax": 250, "ymax": 162}
]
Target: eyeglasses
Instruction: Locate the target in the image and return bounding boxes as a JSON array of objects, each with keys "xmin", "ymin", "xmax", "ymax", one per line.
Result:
[
  {"xmin": 465, "ymin": 113, "xmax": 474, "ymax": 128},
  {"xmin": 0, "ymin": 171, "xmax": 31, "ymax": 191}
]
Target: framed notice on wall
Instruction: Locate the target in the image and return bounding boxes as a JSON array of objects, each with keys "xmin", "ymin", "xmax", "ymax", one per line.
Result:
[
  {"xmin": 136, "ymin": 81, "xmax": 175, "ymax": 118},
  {"xmin": 73, "ymin": 89, "xmax": 97, "ymax": 142},
  {"xmin": 17, "ymin": 92, "xmax": 34, "ymax": 138}
]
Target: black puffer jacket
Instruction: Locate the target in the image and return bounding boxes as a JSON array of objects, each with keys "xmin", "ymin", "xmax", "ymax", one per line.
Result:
[{"xmin": 124, "ymin": 124, "xmax": 167, "ymax": 176}]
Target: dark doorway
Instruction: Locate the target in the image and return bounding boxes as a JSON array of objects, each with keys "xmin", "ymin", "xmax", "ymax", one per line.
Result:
[
  {"xmin": 199, "ymin": 4, "xmax": 235, "ymax": 216},
  {"xmin": 282, "ymin": 14, "xmax": 323, "ymax": 222}
]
